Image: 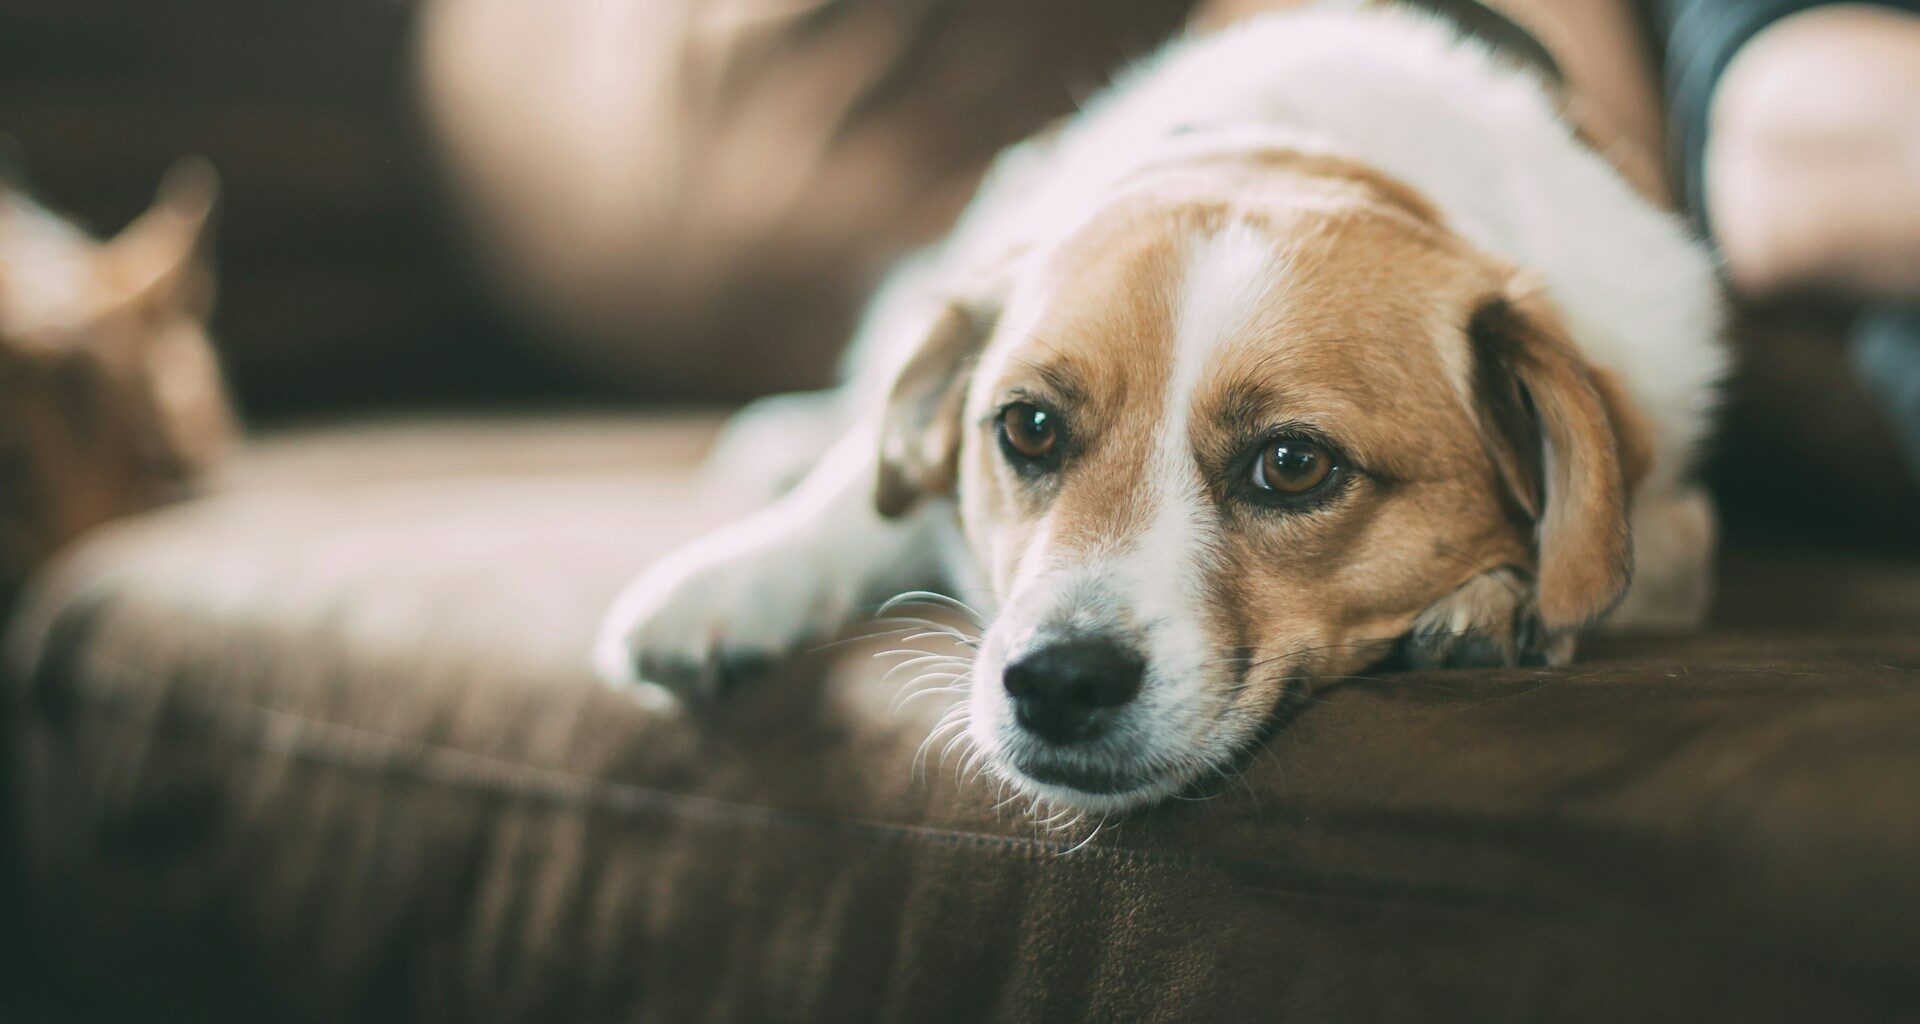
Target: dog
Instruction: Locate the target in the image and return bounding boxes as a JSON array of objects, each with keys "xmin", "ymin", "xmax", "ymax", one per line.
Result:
[{"xmin": 596, "ymin": 3, "xmax": 1725, "ymax": 812}]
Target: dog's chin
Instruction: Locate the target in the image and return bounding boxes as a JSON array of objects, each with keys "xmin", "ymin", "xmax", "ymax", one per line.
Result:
[{"xmin": 999, "ymin": 754, "xmax": 1191, "ymax": 813}]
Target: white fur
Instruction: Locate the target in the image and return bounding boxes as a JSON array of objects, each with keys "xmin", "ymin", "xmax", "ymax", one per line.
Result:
[
  {"xmin": 594, "ymin": 426, "xmax": 954, "ymax": 703},
  {"xmin": 598, "ymin": 4, "xmax": 1726, "ymax": 805}
]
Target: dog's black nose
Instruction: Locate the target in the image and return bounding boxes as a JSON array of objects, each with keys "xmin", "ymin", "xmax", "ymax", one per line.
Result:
[{"xmin": 1003, "ymin": 638, "xmax": 1145, "ymax": 744}]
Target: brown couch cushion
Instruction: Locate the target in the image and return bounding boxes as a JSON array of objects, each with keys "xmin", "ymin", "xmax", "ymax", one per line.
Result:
[{"xmin": 6, "ymin": 413, "xmax": 1920, "ymax": 1022}]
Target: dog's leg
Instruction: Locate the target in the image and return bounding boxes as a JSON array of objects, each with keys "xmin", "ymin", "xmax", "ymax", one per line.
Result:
[
  {"xmin": 594, "ymin": 422, "xmax": 952, "ymax": 702},
  {"xmin": 702, "ymin": 388, "xmax": 849, "ymax": 504}
]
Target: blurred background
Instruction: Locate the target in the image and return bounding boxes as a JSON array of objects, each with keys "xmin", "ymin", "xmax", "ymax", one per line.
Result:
[
  {"xmin": 1, "ymin": 0, "xmax": 1191, "ymax": 416},
  {"xmin": 5, "ymin": 0, "xmax": 1915, "ymax": 545},
  {"xmin": 4, "ymin": 2, "xmax": 1920, "ymax": 1020},
  {"xmin": 4, "ymin": 0, "xmax": 573, "ymax": 417}
]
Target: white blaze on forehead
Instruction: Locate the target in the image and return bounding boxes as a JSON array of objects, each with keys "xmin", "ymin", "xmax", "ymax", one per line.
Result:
[
  {"xmin": 1169, "ymin": 221, "xmax": 1291, "ymax": 406},
  {"xmin": 1121, "ymin": 222, "xmax": 1289, "ymax": 674},
  {"xmin": 1149, "ymin": 222, "xmax": 1290, "ymax": 525},
  {"xmin": 992, "ymin": 222, "xmax": 1290, "ymax": 660}
]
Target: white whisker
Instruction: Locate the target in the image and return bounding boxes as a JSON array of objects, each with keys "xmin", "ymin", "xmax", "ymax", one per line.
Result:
[{"xmin": 878, "ymin": 590, "xmax": 989, "ymax": 629}]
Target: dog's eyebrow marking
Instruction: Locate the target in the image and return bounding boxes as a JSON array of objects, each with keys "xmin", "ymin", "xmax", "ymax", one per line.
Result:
[
  {"xmin": 1031, "ymin": 361, "xmax": 1088, "ymax": 406},
  {"xmin": 988, "ymin": 347, "xmax": 1088, "ymax": 409},
  {"xmin": 1214, "ymin": 383, "xmax": 1270, "ymax": 434},
  {"xmin": 1194, "ymin": 381, "xmax": 1300, "ymax": 477}
]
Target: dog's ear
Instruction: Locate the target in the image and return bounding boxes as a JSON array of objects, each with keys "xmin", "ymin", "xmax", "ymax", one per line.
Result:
[
  {"xmin": 874, "ymin": 295, "xmax": 997, "ymax": 518},
  {"xmin": 1468, "ymin": 278, "xmax": 1650, "ymax": 632}
]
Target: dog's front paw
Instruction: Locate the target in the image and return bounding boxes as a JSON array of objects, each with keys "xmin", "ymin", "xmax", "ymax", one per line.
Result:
[
  {"xmin": 1401, "ymin": 567, "xmax": 1574, "ymax": 670},
  {"xmin": 593, "ymin": 534, "xmax": 845, "ymax": 703}
]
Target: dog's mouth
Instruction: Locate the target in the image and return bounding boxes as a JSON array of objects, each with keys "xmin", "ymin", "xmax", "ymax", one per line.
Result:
[{"xmin": 1010, "ymin": 755, "xmax": 1159, "ymax": 797}]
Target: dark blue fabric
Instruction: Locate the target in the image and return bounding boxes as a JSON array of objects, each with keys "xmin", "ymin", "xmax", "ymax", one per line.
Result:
[
  {"xmin": 1650, "ymin": 0, "xmax": 1920, "ymax": 235},
  {"xmin": 1852, "ymin": 306, "xmax": 1920, "ymax": 483}
]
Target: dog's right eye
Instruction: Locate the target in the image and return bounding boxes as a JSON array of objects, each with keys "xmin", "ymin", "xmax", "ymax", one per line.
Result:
[{"xmin": 998, "ymin": 402, "xmax": 1060, "ymax": 465}]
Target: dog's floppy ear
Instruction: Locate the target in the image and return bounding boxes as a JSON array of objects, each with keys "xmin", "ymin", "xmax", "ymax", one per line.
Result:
[
  {"xmin": 874, "ymin": 294, "xmax": 997, "ymax": 518},
  {"xmin": 1468, "ymin": 278, "xmax": 1650, "ymax": 632}
]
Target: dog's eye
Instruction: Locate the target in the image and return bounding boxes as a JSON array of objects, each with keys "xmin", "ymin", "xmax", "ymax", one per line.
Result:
[
  {"xmin": 1000, "ymin": 403, "xmax": 1058, "ymax": 461},
  {"xmin": 1252, "ymin": 437, "xmax": 1334, "ymax": 495}
]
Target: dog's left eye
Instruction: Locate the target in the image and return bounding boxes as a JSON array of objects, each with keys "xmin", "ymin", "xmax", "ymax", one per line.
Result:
[
  {"xmin": 1250, "ymin": 436, "xmax": 1336, "ymax": 496},
  {"xmin": 999, "ymin": 402, "xmax": 1060, "ymax": 462}
]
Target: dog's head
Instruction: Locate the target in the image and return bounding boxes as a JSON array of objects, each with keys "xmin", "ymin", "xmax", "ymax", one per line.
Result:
[{"xmin": 875, "ymin": 149, "xmax": 1651, "ymax": 811}]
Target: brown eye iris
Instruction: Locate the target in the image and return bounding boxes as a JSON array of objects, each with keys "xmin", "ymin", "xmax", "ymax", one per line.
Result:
[
  {"xmin": 1000, "ymin": 403, "xmax": 1058, "ymax": 460},
  {"xmin": 1254, "ymin": 438, "xmax": 1333, "ymax": 495}
]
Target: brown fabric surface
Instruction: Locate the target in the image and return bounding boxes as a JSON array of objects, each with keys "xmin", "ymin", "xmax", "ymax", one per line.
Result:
[{"xmin": 7, "ymin": 414, "xmax": 1920, "ymax": 1022}]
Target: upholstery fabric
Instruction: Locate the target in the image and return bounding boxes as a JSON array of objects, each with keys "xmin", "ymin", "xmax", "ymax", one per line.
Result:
[{"xmin": 6, "ymin": 414, "xmax": 1920, "ymax": 1022}]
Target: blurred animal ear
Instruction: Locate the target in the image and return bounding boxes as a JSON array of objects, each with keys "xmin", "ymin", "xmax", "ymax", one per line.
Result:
[
  {"xmin": 97, "ymin": 158, "xmax": 219, "ymax": 319},
  {"xmin": 1468, "ymin": 278, "xmax": 1651, "ymax": 632},
  {"xmin": 874, "ymin": 295, "xmax": 998, "ymax": 519}
]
